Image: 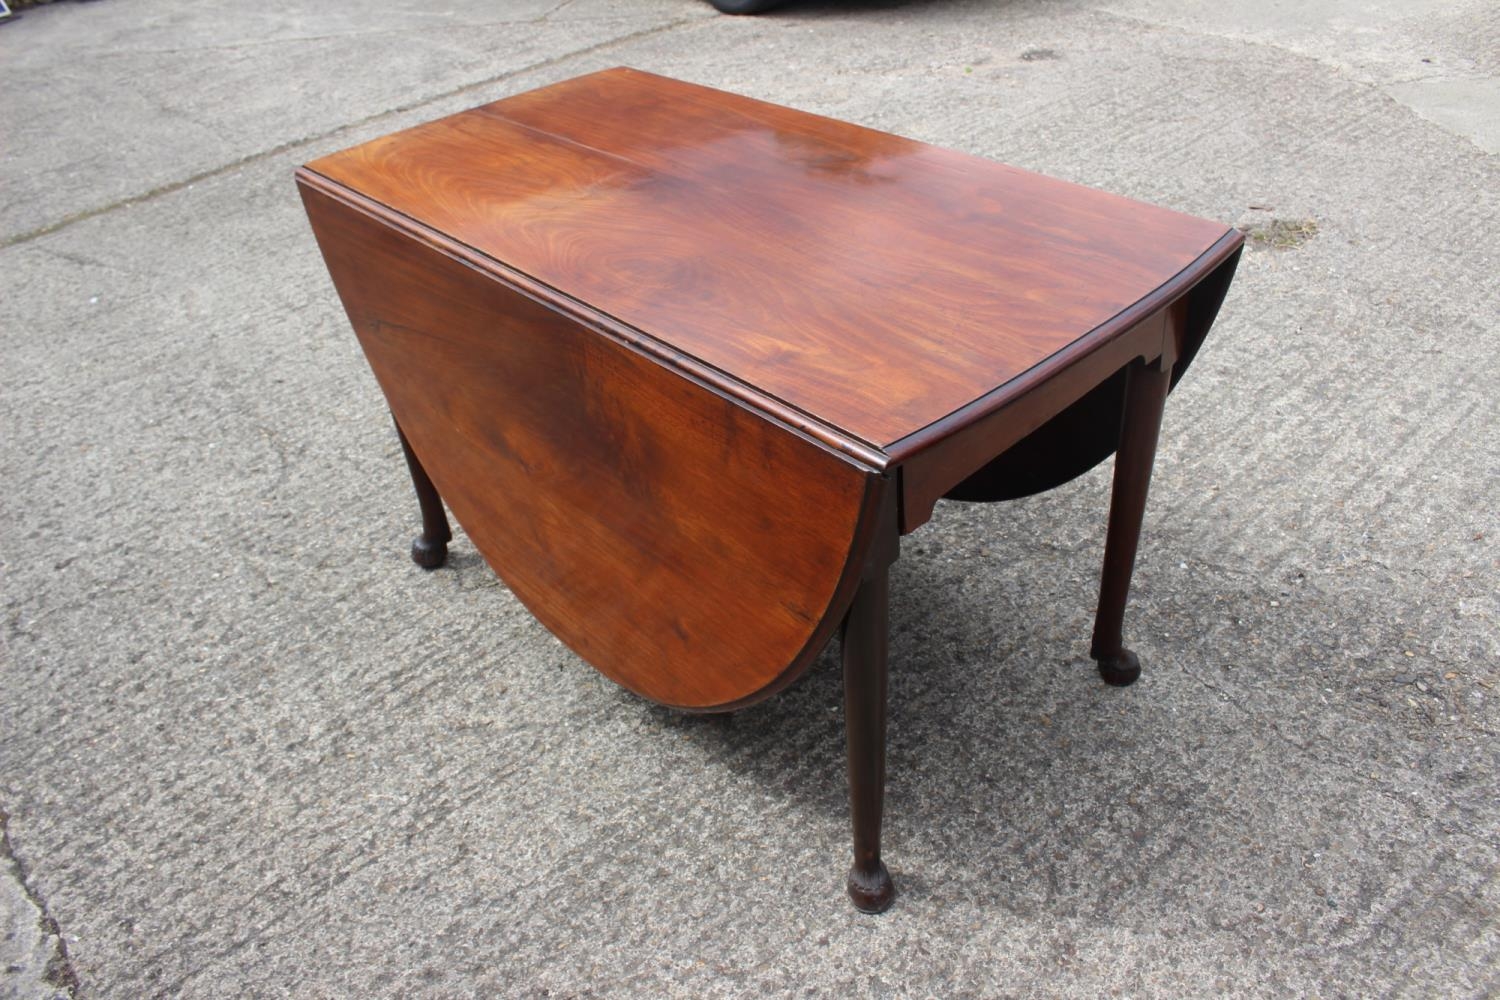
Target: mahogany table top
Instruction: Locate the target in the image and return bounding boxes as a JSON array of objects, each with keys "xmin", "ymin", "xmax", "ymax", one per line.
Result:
[
  {"xmin": 305, "ymin": 67, "xmax": 1237, "ymax": 461},
  {"xmin": 298, "ymin": 68, "xmax": 1242, "ymax": 710},
  {"xmin": 300, "ymin": 69, "xmax": 1249, "ymax": 910}
]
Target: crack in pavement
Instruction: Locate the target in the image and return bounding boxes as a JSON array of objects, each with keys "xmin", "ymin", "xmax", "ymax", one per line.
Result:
[
  {"xmin": 0, "ymin": 15, "xmax": 695, "ymax": 251},
  {"xmin": 1, "ymin": 808, "xmax": 79, "ymax": 998},
  {"xmin": 82, "ymin": 11, "xmax": 660, "ymax": 60}
]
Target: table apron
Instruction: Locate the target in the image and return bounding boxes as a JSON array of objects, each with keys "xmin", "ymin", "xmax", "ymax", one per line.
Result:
[{"xmin": 897, "ymin": 304, "xmax": 1178, "ymax": 533}]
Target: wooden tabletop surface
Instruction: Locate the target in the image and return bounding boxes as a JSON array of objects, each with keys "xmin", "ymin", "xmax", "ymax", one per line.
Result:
[{"xmin": 307, "ymin": 67, "xmax": 1234, "ymax": 456}]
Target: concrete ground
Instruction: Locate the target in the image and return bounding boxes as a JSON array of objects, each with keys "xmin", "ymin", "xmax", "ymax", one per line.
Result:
[{"xmin": 2, "ymin": 0, "xmax": 1497, "ymax": 996}]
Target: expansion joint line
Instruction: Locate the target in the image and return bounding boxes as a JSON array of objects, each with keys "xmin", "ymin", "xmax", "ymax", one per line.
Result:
[{"xmin": 0, "ymin": 16, "xmax": 694, "ymax": 250}]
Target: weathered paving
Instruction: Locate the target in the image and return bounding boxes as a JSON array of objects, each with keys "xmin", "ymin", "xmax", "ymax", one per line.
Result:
[{"xmin": 2, "ymin": 0, "xmax": 1496, "ymax": 996}]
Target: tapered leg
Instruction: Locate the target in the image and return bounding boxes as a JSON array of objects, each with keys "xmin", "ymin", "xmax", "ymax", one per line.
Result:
[
  {"xmin": 843, "ymin": 560, "xmax": 894, "ymax": 913},
  {"xmin": 1091, "ymin": 358, "xmax": 1172, "ymax": 686},
  {"xmin": 394, "ymin": 419, "xmax": 452, "ymax": 570}
]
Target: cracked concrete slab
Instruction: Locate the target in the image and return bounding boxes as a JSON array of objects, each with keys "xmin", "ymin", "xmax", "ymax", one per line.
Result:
[
  {"xmin": 1093, "ymin": 0, "xmax": 1500, "ymax": 155},
  {"xmin": 1386, "ymin": 77, "xmax": 1500, "ymax": 155},
  {"xmin": 0, "ymin": 0, "xmax": 711, "ymax": 244},
  {"xmin": 1, "ymin": 813, "xmax": 74, "ymax": 1000},
  {"xmin": 2, "ymin": 0, "xmax": 1498, "ymax": 996}
]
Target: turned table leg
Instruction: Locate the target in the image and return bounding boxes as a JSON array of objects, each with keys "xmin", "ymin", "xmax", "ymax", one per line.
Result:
[
  {"xmin": 394, "ymin": 418, "xmax": 452, "ymax": 570},
  {"xmin": 1090, "ymin": 357, "xmax": 1172, "ymax": 686},
  {"xmin": 842, "ymin": 525, "xmax": 897, "ymax": 913}
]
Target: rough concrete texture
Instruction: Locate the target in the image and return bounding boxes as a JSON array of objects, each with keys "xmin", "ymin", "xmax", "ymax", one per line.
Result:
[
  {"xmin": 2, "ymin": 0, "xmax": 1497, "ymax": 996},
  {"xmin": 1, "ymin": 816, "xmax": 71, "ymax": 1000}
]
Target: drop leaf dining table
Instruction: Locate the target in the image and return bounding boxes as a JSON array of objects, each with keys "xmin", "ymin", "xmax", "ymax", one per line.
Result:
[{"xmin": 298, "ymin": 67, "xmax": 1243, "ymax": 913}]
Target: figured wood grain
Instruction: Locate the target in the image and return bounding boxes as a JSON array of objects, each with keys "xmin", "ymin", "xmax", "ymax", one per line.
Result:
[
  {"xmin": 906, "ymin": 238, "xmax": 1243, "ymax": 530},
  {"xmin": 298, "ymin": 71, "xmax": 1250, "ymax": 912},
  {"xmin": 902, "ymin": 309, "xmax": 1167, "ymax": 532},
  {"xmin": 300, "ymin": 179, "xmax": 884, "ymax": 710},
  {"xmin": 306, "ymin": 66, "xmax": 1236, "ymax": 452}
]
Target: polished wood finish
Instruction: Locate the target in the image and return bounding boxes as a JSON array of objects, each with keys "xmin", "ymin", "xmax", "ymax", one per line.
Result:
[
  {"xmin": 297, "ymin": 67, "xmax": 1244, "ymax": 910},
  {"xmin": 842, "ymin": 486, "xmax": 899, "ymax": 913},
  {"xmin": 1091, "ymin": 357, "xmax": 1172, "ymax": 686},
  {"xmin": 306, "ymin": 67, "xmax": 1234, "ymax": 455},
  {"xmin": 395, "ymin": 418, "xmax": 452, "ymax": 570},
  {"xmin": 904, "ymin": 308, "xmax": 1168, "ymax": 532},
  {"xmin": 301, "ymin": 179, "xmax": 881, "ymax": 711},
  {"xmin": 921, "ymin": 238, "xmax": 1242, "ymax": 530}
]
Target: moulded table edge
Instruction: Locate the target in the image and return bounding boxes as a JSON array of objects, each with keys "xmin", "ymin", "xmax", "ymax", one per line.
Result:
[
  {"xmin": 882, "ymin": 227, "xmax": 1246, "ymax": 465},
  {"xmin": 296, "ymin": 166, "xmax": 893, "ymax": 474}
]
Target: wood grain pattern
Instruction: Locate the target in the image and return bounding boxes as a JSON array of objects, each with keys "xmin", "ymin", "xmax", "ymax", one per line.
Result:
[
  {"xmin": 909, "ymin": 238, "xmax": 1242, "ymax": 530},
  {"xmin": 902, "ymin": 308, "xmax": 1167, "ymax": 532},
  {"xmin": 306, "ymin": 67, "xmax": 1236, "ymax": 453},
  {"xmin": 300, "ymin": 178, "xmax": 884, "ymax": 711},
  {"xmin": 298, "ymin": 70, "xmax": 1248, "ymax": 911}
]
